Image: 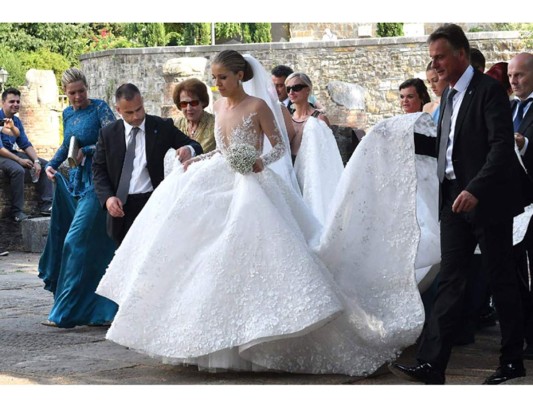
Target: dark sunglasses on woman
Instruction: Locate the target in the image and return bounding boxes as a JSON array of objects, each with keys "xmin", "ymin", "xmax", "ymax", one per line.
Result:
[
  {"xmin": 179, "ymin": 100, "xmax": 201, "ymax": 108},
  {"xmin": 286, "ymin": 84, "xmax": 308, "ymax": 93}
]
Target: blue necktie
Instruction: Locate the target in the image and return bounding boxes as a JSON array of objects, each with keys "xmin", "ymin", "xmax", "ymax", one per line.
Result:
[
  {"xmin": 437, "ymin": 88, "xmax": 458, "ymax": 182},
  {"xmin": 514, "ymin": 98, "xmax": 533, "ymax": 132},
  {"xmin": 116, "ymin": 127, "xmax": 139, "ymax": 205}
]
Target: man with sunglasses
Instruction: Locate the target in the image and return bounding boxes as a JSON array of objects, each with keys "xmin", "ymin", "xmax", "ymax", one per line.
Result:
[{"xmin": 93, "ymin": 83, "xmax": 203, "ymax": 245}]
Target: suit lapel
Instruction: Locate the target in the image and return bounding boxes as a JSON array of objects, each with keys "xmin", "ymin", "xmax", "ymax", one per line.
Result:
[
  {"xmin": 519, "ymin": 103, "xmax": 533, "ymax": 132},
  {"xmin": 144, "ymin": 115, "xmax": 156, "ymax": 164},
  {"xmin": 117, "ymin": 122, "xmax": 127, "ymax": 164},
  {"xmin": 453, "ymin": 74, "xmax": 478, "ymax": 141}
]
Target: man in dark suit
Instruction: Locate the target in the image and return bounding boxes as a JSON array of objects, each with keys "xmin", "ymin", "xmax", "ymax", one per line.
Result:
[
  {"xmin": 389, "ymin": 23, "xmax": 525, "ymax": 385},
  {"xmin": 509, "ymin": 52, "xmax": 533, "ymax": 360},
  {"xmin": 271, "ymin": 65, "xmax": 294, "ymax": 112},
  {"xmin": 92, "ymin": 83, "xmax": 202, "ymax": 245}
]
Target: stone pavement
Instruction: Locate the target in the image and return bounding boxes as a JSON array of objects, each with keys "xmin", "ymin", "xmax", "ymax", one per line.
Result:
[{"xmin": 1, "ymin": 251, "xmax": 533, "ymax": 388}]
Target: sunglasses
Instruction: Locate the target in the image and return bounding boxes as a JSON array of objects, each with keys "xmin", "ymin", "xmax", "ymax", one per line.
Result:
[
  {"xmin": 179, "ymin": 100, "xmax": 201, "ymax": 108},
  {"xmin": 286, "ymin": 84, "xmax": 308, "ymax": 93}
]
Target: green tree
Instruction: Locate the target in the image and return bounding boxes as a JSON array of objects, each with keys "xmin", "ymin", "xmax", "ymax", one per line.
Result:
[
  {"xmin": 123, "ymin": 23, "xmax": 166, "ymax": 47},
  {"xmin": 376, "ymin": 23, "xmax": 404, "ymax": 38},
  {"xmin": 10, "ymin": 23, "xmax": 90, "ymax": 65},
  {"xmin": 85, "ymin": 27, "xmax": 133, "ymax": 52},
  {"xmin": 0, "ymin": 45, "xmax": 26, "ymax": 88},
  {"xmin": 214, "ymin": 23, "xmax": 271, "ymax": 44},
  {"xmin": 251, "ymin": 23, "xmax": 271, "ymax": 43},
  {"xmin": 180, "ymin": 23, "xmax": 211, "ymax": 45},
  {"xmin": 19, "ymin": 48, "xmax": 71, "ymax": 87},
  {"xmin": 215, "ymin": 23, "xmax": 242, "ymax": 42}
]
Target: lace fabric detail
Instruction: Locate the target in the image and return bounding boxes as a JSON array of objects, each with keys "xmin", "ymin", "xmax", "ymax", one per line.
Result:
[
  {"xmin": 215, "ymin": 112, "xmax": 285, "ymax": 168},
  {"xmin": 48, "ymin": 99, "xmax": 116, "ymax": 197},
  {"xmin": 95, "ymin": 112, "xmax": 440, "ymax": 377}
]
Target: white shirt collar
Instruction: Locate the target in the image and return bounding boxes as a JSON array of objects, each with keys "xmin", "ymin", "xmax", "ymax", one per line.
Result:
[
  {"xmin": 451, "ymin": 65, "xmax": 474, "ymax": 94},
  {"xmin": 123, "ymin": 119, "xmax": 146, "ymax": 136}
]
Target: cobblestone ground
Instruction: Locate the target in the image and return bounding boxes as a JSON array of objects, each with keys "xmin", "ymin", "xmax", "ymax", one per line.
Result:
[{"xmin": 1, "ymin": 252, "xmax": 532, "ymax": 389}]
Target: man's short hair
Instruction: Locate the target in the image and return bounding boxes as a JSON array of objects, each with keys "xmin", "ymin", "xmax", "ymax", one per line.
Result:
[
  {"xmin": 115, "ymin": 83, "xmax": 141, "ymax": 102},
  {"xmin": 2, "ymin": 88, "xmax": 21, "ymax": 102},
  {"xmin": 271, "ymin": 65, "xmax": 294, "ymax": 79},
  {"xmin": 428, "ymin": 23, "xmax": 470, "ymax": 58}
]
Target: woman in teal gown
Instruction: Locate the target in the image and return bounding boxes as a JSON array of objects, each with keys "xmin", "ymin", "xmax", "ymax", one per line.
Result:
[{"xmin": 38, "ymin": 68, "xmax": 117, "ymax": 328}]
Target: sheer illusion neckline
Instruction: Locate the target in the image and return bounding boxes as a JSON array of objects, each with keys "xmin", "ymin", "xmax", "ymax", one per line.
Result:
[{"xmin": 224, "ymin": 94, "xmax": 250, "ymax": 110}]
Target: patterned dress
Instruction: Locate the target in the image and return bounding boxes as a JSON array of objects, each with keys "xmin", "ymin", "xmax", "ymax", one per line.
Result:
[{"xmin": 38, "ymin": 99, "xmax": 118, "ymax": 328}]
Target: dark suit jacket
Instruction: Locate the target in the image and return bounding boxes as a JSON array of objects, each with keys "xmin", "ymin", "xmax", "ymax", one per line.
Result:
[
  {"xmin": 515, "ymin": 98, "xmax": 533, "ymax": 204},
  {"xmin": 437, "ymin": 69, "xmax": 523, "ymax": 226},
  {"xmin": 92, "ymin": 114, "xmax": 203, "ymax": 238}
]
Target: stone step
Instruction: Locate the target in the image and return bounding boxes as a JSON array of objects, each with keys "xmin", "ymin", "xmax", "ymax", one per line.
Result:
[{"xmin": 20, "ymin": 216, "xmax": 50, "ymax": 253}]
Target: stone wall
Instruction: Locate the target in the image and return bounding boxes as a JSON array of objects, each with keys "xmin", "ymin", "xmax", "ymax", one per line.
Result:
[
  {"xmin": 18, "ymin": 69, "xmax": 62, "ymax": 161},
  {"xmin": 289, "ymin": 23, "xmax": 361, "ymax": 41},
  {"xmin": 1, "ymin": 69, "xmax": 61, "ymax": 249},
  {"xmin": 289, "ymin": 23, "xmax": 506, "ymax": 40},
  {"xmin": 80, "ymin": 31, "xmax": 526, "ymax": 132}
]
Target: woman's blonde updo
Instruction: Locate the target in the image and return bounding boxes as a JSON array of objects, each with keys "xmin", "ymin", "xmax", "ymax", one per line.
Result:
[
  {"xmin": 285, "ymin": 72, "xmax": 313, "ymax": 91},
  {"xmin": 212, "ymin": 50, "xmax": 254, "ymax": 82},
  {"xmin": 61, "ymin": 68, "xmax": 88, "ymax": 90}
]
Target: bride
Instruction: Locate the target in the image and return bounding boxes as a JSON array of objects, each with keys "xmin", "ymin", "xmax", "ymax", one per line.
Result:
[{"xmin": 96, "ymin": 50, "xmax": 425, "ymax": 376}]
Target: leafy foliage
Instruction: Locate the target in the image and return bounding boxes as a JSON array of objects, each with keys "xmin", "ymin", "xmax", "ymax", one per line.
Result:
[
  {"xmin": 86, "ymin": 27, "xmax": 133, "ymax": 52},
  {"xmin": 251, "ymin": 23, "xmax": 272, "ymax": 43},
  {"xmin": 0, "ymin": 22, "xmax": 272, "ymax": 89},
  {"xmin": 214, "ymin": 23, "xmax": 271, "ymax": 44},
  {"xmin": 18, "ymin": 48, "xmax": 70, "ymax": 87},
  {"xmin": 179, "ymin": 23, "xmax": 211, "ymax": 46},
  {"xmin": 123, "ymin": 23, "xmax": 167, "ymax": 47},
  {"xmin": 1, "ymin": 23, "xmax": 91, "ymax": 65},
  {"xmin": 0, "ymin": 45, "xmax": 27, "ymax": 88},
  {"xmin": 376, "ymin": 23, "xmax": 404, "ymax": 38}
]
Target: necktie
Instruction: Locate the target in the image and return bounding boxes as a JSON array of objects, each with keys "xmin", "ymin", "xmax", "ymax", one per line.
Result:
[
  {"xmin": 514, "ymin": 98, "xmax": 533, "ymax": 132},
  {"xmin": 116, "ymin": 127, "xmax": 139, "ymax": 204},
  {"xmin": 437, "ymin": 88, "xmax": 458, "ymax": 182}
]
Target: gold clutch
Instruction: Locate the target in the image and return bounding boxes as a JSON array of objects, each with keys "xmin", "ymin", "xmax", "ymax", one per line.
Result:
[{"xmin": 67, "ymin": 136, "xmax": 79, "ymax": 168}]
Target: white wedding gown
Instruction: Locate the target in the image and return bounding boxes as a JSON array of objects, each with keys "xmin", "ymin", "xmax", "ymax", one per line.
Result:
[
  {"xmin": 294, "ymin": 116, "xmax": 344, "ymax": 225},
  {"xmin": 96, "ymin": 110, "xmax": 437, "ymax": 376}
]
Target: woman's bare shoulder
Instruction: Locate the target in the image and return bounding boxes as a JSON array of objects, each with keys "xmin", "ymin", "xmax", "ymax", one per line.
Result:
[{"xmin": 423, "ymin": 101, "xmax": 438, "ymax": 114}]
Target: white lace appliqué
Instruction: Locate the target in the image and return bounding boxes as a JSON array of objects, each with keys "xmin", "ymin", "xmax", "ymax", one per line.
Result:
[{"xmin": 217, "ymin": 113, "xmax": 285, "ymax": 167}]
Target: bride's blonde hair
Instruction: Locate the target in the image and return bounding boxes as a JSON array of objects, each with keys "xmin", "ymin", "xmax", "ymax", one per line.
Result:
[{"xmin": 212, "ymin": 50, "xmax": 254, "ymax": 82}]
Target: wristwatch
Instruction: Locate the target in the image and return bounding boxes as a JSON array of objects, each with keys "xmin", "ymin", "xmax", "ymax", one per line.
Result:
[{"xmin": 34, "ymin": 160, "xmax": 40, "ymax": 164}]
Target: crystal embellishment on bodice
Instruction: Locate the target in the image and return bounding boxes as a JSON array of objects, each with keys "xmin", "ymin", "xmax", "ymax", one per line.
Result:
[{"xmin": 214, "ymin": 113, "xmax": 286, "ymax": 167}]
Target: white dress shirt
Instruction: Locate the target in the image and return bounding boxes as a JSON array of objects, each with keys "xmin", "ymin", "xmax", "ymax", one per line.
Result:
[
  {"xmin": 515, "ymin": 92, "xmax": 533, "ymax": 156},
  {"xmin": 444, "ymin": 65, "xmax": 475, "ymax": 180},
  {"xmin": 123, "ymin": 120, "xmax": 153, "ymax": 195}
]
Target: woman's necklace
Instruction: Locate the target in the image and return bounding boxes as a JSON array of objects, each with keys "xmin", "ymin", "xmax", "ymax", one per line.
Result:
[{"xmin": 188, "ymin": 121, "xmax": 199, "ymax": 139}]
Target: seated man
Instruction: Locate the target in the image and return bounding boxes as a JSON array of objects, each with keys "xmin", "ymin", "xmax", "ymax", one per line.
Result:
[{"xmin": 0, "ymin": 88, "xmax": 53, "ymax": 221}]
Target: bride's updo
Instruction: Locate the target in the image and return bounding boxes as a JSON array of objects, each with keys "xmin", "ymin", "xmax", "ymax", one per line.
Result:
[{"xmin": 212, "ymin": 50, "xmax": 254, "ymax": 82}]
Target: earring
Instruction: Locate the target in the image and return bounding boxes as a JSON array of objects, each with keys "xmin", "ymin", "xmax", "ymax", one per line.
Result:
[{"xmin": 239, "ymin": 79, "xmax": 242, "ymax": 86}]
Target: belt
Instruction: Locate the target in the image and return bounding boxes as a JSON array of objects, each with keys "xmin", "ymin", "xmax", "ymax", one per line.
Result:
[{"xmin": 127, "ymin": 191, "xmax": 153, "ymax": 200}]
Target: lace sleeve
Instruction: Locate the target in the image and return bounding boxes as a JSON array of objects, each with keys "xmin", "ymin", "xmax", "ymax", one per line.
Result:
[{"xmin": 260, "ymin": 118, "xmax": 286, "ymax": 166}]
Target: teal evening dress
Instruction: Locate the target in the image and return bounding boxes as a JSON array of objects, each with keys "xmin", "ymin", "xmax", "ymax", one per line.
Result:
[{"xmin": 38, "ymin": 99, "xmax": 117, "ymax": 328}]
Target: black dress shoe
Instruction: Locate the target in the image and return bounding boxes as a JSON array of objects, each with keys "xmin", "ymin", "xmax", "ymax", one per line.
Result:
[
  {"xmin": 388, "ymin": 362, "xmax": 445, "ymax": 384},
  {"xmin": 483, "ymin": 362, "xmax": 526, "ymax": 385}
]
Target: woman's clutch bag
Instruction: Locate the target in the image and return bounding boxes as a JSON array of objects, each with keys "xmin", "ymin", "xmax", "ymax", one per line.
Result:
[{"xmin": 67, "ymin": 136, "xmax": 79, "ymax": 168}]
